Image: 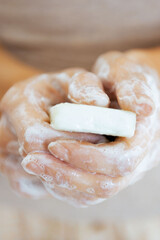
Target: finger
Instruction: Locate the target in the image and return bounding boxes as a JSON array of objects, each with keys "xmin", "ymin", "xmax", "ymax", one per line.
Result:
[
  {"xmin": 93, "ymin": 53, "xmax": 159, "ymax": 118},
  {"xmin": 93, "ymin": 51, "xmax": 123, "ymax": 99},
  {"xmin": 93, "ymin": 51, "xmax": 122, "ymax": 82},
  {"xmin": 115, "ymin": 58, "xmax": 158, "ymax": 118},
  {"xmin": 22, "ymin": 152, "xmax": 128, "ymax": 199},
  {"xmin": 68, "ymin": 72, "xmax": 110, "ymax": 107},
  {"xmin": 48, "ymin": 135, "xmax": 144, "ymax": 177},
  {"xmin": 116, "ymin": 77, "xmax": 154, "ymax": 117},
  {"xmin": 51, "ymin": 68, "xmax": 86, "ymax": 95},
  {"xmin": 41, "ymin": 171, "xmax": 104, "ymax": 207},
  {"xmin": 22, "ymin": 122, "xmax": 106, "ymax": 154},
  {"xmin": 43, "ymin": 181, "xmax": 104, "ymax": 207}
]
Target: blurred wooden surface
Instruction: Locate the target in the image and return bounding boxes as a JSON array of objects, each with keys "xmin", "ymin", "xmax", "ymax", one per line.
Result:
[
  {"xmin": 1, "ymin": 204, "xmax": 160, "ymax": 240},
  {"xmin": 0, "ymin": 0, "xmax": 160, "ymax": 71}
]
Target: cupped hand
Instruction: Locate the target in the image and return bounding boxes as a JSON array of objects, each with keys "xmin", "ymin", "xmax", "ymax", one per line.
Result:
[
  {"xmin": 0, "ymin": 68, "xmax": 109, "ymax": 205},
  {"xmin": 47, "ymin": 52, "xmax": 160, "ymax": 205}
]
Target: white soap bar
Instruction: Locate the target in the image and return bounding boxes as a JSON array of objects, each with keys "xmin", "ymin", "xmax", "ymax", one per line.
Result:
[{"xmin": 50, "ymin": 103, "xmax": 136, "ymax": 138}]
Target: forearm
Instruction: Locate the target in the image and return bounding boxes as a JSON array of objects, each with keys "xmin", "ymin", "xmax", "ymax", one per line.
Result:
[{"xmin": 0, "ymin": 45, "xmax": 40, "ymax": 99}]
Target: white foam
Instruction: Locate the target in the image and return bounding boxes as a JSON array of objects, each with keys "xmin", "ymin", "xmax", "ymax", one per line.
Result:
[
  {"xmin": 18, "ymin": 177, "xmax": 47, "ymax": 199},
  {"xmin": 94, "ymin": 57, "xmax": 110, "ymax": 79}
]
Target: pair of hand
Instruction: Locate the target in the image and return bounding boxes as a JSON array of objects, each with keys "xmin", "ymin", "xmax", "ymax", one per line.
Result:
[{"xmin": 0, "ymin": 51, "xmax": 160, "ymax": 207}]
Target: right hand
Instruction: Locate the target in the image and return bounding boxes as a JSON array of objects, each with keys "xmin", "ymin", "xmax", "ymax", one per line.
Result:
[{"xmin": 48, "ymin": 52, "xmax": 160, "ymax": 204}]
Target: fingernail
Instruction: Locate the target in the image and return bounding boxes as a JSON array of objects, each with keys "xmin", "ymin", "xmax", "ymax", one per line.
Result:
[
  {"xmin": 48, "ymin": 142, "xmax": 59, "ymax": 157},
  {"xmin": 96, "ymin": 94, "xmax": 110, "ymax": 107},
  {"xmin": 48, "ymin": 142, "xmax": 68, "ymax": 161},
  {"xmin": 22, "ymin": 155, "xmax": 43, "ymax": 176},
  {"xmin": 48, "ymin": 142, "xmax": 62, "ymax": 155},
  {"xmin": 48, "ymin": 141, "xmax": 57, "ymax": 149}
]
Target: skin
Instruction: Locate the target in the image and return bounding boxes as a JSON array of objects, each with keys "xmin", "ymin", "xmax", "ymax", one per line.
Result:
[{"xmin": 0, "ymin": 51, "xmax": 160, "ymax": 207}]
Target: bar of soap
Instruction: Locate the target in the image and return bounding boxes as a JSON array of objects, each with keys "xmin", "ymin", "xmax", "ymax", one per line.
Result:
[{"xmin": 50, "ymin": 103, "xmax": 136, "ymax": 138}]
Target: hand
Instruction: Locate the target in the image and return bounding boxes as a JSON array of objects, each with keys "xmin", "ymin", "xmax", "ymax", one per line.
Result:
[
  {"xmin": 0, "ymin": 68, "xmax": 109, "ymax": 205},
  {"xmin": 47, "ymin": 52, "xmax": 160, "ymax": 203}
]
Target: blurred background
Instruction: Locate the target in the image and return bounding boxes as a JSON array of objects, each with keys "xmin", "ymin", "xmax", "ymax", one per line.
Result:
[
  {"xmin": 0, "ymin": 0, "xmax": 160, "ymax": 239},
  {"xmin": 0, "ymin": 0, "xmax": 160, "ymax": 71}
]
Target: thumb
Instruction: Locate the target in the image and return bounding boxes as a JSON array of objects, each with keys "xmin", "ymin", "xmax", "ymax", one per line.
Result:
[{"xmin": 68, "ymin": 72, "xmax": 110, "ymax": 107}]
